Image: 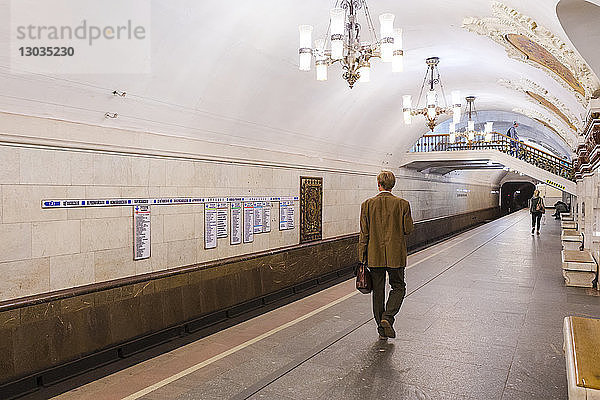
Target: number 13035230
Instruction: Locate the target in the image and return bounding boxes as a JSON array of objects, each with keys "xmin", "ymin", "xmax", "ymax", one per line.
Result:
[{"xmin": 18, "ymin": 46, "xmax": 75, "ymax": 56}]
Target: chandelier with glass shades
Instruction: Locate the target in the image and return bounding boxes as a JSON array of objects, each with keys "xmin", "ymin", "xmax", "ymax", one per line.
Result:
[
  {"xmin": 402, "ymin": 57, "xmax": 461, "ymax": 132},
  {"xmin": 298, "ymin": 0, "xmax": 403, "ymax": 88},
  {"xmin": 449, "ymin": 96, "xmax": 494, "ymax": 143}
]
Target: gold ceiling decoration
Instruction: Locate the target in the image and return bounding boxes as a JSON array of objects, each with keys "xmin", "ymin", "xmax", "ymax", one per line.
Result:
[
  {"xmin": 534, "ymin": 118, "xmax": 559, "ymax": 136},
  {"xmin": 497, "ymin": 78, "xmax": 582, "ymax": 135},
  {"xmin": 525, "ymin": 90, "xmax": 578, "ymax": 132},
  {"xmin": 505, "ymin": 34, "xmax": 585, "ymax": 97},
  {"xmin": 463, "ymin": 2, "xmax": 599, "ymax": 106}
]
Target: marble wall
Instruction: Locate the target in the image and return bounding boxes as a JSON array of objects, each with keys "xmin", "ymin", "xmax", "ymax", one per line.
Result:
[
  {"xmin": 0, "ymin": 143, "xmax": 499, "ymax": 301},
  {"xmin": 575, "ymin": 168, "xmax": 600, "ymax": 257}
]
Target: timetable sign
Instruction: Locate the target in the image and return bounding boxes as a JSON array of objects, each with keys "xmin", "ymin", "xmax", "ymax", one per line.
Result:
[{"xmin": 133, "ymin": 205, "xmax": 151, "ymax": 260}]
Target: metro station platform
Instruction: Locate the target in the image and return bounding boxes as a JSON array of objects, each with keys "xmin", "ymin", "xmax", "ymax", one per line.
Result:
[{"xmin": 24, "ymin": 210, "xmax": 600, "ymax": 400}]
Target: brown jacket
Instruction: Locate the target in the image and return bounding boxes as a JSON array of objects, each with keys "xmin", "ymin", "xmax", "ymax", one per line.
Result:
[{"xmin": 358, "ymin": 191, "xmax": 414, "ymax": 268}]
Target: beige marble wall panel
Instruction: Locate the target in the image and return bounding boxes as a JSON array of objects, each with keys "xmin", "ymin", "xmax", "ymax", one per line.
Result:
[
  {"xmin": 167, "ymin": 239, "xmax": 197, "ymax": 268},
  {"xmin": 81, "ymin": 217, "xmax": 129, "ymax": 252},
  {"xmin": 0, "ymin": 222, "xmax": 31, "ymax": 263},
  {"xmin": 93, "ymin": 154, "xmax": 131, "ymax": 186},
  {"xmin": 130, "ymin": 157, "xmax": 150, "ymax": 187},
  {"xmin": 147, "ymin": 158, "xmax": 166, "ymax": 187},
  {"xmin": 49, "ymin": 253, "xmax": 94, "ymax": 291},
  {"xmin": 166, "ymin": 159, "xmax": 196, "ymax": 187},
  {"xmin": 163, "ymin": 213, "xmax": 196, "ymax": 242},
  {"xmin": 70, "ymin": 152, "xmax": 94, "ymax": 186},
  {"xmin": 2, "ymin": 185, "xmax": 67, "ymax": 223},
  {"xmin": 93, "ymin": 247, "xmax": 134, "ymax": 282},
  {"xmin": 0, "ymin": 257, "xmax": 49, "ymax": 301},
  {"xmin": 18, "ymin": 147, "xmax": 70, "ymax": 185},
  {"xmin": 151, "ymin": 242, "xmax": 168, "ymax": 272},
  {"xmin": 0, "ymin": 146, "xmax": 20, "ymax": 185},
  {"xmin": 32, "ymin": 220, "xmax": 80, "ymax": 258}
]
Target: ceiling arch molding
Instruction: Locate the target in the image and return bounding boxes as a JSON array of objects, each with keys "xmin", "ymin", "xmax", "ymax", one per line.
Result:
[
  {"xmin": 463, "ymin": 1, "xmax": 599, "ymax": 107},
  {"xmin": 498, "ymin": 78, "xmax": 582, "ymax": 133}
]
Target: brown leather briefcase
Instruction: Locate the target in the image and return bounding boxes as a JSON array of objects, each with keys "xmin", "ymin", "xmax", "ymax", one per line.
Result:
[{"xmin": 356, "ymin": 263, "xmax": 372, "ymax": 294}]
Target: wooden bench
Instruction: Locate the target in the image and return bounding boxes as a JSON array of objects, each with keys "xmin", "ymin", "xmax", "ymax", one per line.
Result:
[
  {"xmin": 562, "ymin": 229, "xmax": 584, "ymax": 251},
  {"xmin": 563, "ymin": 316, "xmax": 600, "ymax": 399},
  {"xmin": 562, "ymin": 221, "xmax": 578, "ymax": 229},
  {"xmin": 562, "ymin": 250, "xmax": 597, "ymax": 287},
  {"xmin": 561, "ymin": 213, "xmax": 575, "ymax": 221}
]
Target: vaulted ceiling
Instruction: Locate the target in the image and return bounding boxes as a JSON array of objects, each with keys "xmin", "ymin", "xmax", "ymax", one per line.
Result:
[{"xmin": 0, "ymin": 0, "xmax": 598, "ymax": 166}]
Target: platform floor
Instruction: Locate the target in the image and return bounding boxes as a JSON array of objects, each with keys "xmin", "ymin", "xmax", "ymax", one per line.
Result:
[{"xmin": 33, "ymin": 210, "xmax": 600, "ymax": 400}]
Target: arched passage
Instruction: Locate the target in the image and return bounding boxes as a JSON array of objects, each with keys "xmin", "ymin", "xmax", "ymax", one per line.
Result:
[{"xmin": 501, "ymin": 181, "xmax": 536, "ymax": 213}]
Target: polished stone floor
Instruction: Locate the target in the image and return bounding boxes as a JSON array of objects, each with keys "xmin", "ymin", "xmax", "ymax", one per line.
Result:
[{"xmin": 38, "ymin": 210, "xmax": 600, "ymax": 400}]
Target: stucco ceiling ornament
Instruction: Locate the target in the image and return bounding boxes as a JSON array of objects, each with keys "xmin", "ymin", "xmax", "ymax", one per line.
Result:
[
  {"xmin": 513, "ymin": 107, "xmax": 577, "ymax": 149},
  {"xmin": 498, "ymin": 78, "xmax": 583, "ymax": 133},
  {"xmin": 463, "ymin": 2, "xmax": 599, "ymax": 107}
]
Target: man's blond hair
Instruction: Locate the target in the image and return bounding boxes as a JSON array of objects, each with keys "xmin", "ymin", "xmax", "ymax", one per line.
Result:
[{"xmin": 377, "ymin": 170, "xmax": 396, "ymax": 191}]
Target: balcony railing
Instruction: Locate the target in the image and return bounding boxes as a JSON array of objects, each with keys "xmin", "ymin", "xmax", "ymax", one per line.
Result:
[{"xmin": 410, "ymin": 132, "xmax": 574, "ymax": 181}]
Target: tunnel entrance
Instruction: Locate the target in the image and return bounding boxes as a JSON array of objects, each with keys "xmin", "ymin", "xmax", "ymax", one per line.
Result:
[{"xmin": 501, "ymin": 182, "xmax": 535, "ymax": 213}]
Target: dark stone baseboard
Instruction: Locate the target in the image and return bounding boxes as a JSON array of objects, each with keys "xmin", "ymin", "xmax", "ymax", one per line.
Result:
[{"xmin": 0, "ymin": 206, "xmax": 500, "ymax": 398}]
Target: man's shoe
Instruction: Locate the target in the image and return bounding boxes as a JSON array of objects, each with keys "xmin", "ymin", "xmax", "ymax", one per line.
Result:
[
  {"xmin": 531, "ymin": 228, "xmax": 535, "ymax": 234},
  {"xmin": 536, "ymin": 230, "xmax": 540, "ymax": 234},
  {"xmin": 379, "ymin": 334, "xmax": 388, "ymax": 341},
  {"xmin": 380, "ymin": 319, "xmax": 396, "ymax": 338}
]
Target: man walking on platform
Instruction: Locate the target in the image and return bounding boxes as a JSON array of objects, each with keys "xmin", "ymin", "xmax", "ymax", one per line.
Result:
[{"xmin": 359, "ymin": 171, "xmax": 414, "ymax": 340}]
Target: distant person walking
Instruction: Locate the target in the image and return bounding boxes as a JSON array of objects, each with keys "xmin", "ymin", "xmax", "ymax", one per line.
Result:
[
  {"xmin": 359, "ymin": 171, "xmax": 414, "ymax": 340},
  {"xmin": 507, "ymin": 121, "xmax": 520, "ymax": 158},
  {"xmin": 530, "ymin": 189, "xmax": 545, "ymax": 234}
]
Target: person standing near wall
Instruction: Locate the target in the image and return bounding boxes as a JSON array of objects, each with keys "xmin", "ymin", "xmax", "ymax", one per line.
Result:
[
  {"xmin": 507, "ymin": 121, "xmax": 520, "ymax": 158},
  {"xmin": 358, "ymin": 171, "xmax": 414, "ymax": 340},
  {"xmin": 530, "ymin": 189, "xmax": 545, "ymax": 234}
]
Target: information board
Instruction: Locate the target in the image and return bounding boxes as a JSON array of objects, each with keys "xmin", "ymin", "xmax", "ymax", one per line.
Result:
[
  {"xmin": 216, "ymin": 202, "xmax": 228, "ymax": 239},
  {"xmin": 243, "ymin": 202, "xmax": 254, "ymax": 243},
  {"xmin": 263, "ymin": 201, "xmax": 271, "ymax": 233},
  {"xmin": 279, "ymin": 201, "xmax": 295, "ymax": 230},
  {"xmin": 133, "ymin": 205, "xmax": 151, "ymax": 260},
  {"xmin": 253, "ymin": 202, "xmax": 263, "ymax": 234},
  {"xmin": 204, "ymin": 203, "xmax": 218, "ymax": 249},
  {"xmin": 230, "ymin": 201, "xmax": 242, "ymax": 245}
]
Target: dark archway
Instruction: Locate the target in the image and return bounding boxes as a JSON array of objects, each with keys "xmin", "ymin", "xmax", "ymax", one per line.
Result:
[{"xmin": 501, "ymin": 182, "xmax": 536, "ymax": 213}]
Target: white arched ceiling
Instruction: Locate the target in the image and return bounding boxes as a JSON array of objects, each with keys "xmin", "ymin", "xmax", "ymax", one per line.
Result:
[
  {"xmin": 0, "ymin": 0, "xmax": 596, "ymax": 166},
  {"xmin": 557, "ymin": 0, "xmax": 600, "ymax": 80}
]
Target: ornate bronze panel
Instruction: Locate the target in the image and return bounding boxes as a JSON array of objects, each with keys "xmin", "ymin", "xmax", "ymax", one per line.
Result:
[
  {"xmin": 505, "ymin": 34, "xmax": 585, "ymax": 97},
  {"xmin": 300, "ymin": 176, "xmax": 323, "ymax": 243},
  {"xmin": 526, "ymin": 91, "xmax": 577, "ymax": 131}
]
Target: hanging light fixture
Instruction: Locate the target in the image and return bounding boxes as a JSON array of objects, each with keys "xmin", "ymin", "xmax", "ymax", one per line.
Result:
[
  {"xmin": 298, "ymin": 0, "xmax": 404, "ymax": 89},
  {"xmin": 403, "ymin": 57, "xmax": 461, "ymax": 131},
  {"xmin": 450, "ymin": 96, "xmax": 494, "ymax": 143}
]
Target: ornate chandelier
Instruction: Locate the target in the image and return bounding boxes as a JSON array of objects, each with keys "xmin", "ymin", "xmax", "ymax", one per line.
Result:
[
  {"xmin": 403, "ymin": 57, "xmax": 461, "ymax": 132},
  {"xmin": 449, "ymin": 96, "xmax": 494, "ymax": 143},
  {"xmin": 298, "ymin": 0, "xmax": 403, "ymax": 89}
]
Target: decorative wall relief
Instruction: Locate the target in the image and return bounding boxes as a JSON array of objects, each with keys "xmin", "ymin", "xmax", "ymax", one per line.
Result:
[
  {"xmin": 463, "ymin": 2, "xmax": 599, "ymax": 106},
  {"xmin": 300, "ymin": 176, "xmax": 323, "ymax": 243}
]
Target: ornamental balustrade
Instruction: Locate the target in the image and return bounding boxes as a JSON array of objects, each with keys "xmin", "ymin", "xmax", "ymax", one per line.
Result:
[{"xmin": 409, "ymin": 131, "xmax": 574, "ymax": 181}]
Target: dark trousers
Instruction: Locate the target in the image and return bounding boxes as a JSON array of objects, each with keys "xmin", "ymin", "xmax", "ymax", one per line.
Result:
[
  {"xmin": 531, "ymin": 212, "xmax": 542, "ymax": 230},
  {"xmin": 370, "ymin": 267, "xmax": 406, "ymax": 326}
]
